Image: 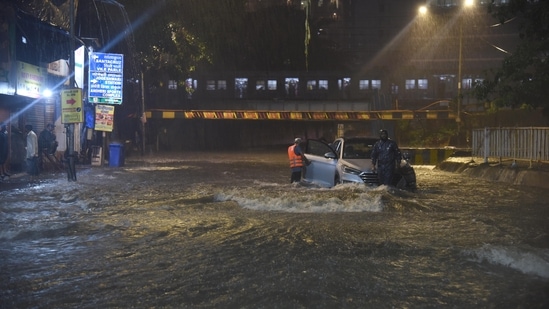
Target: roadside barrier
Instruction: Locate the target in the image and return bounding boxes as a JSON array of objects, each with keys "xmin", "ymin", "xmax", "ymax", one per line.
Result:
[
  {"xmin": 401, "ymin": 148, "xmax": 455, "ymax": 165},
  {"xmin": 472, "ymin": 127, "xmax": 549, "ymax": 165}
]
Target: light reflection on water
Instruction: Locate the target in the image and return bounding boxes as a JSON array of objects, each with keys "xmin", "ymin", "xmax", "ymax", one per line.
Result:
[{"xmin": 0, "ymin": 151, "xmax": 548, "ymax": 308}]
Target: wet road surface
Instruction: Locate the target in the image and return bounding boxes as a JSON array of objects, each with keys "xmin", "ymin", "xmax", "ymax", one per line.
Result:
[{"xmin": 1, "ymin": 151, "xmax": 548, "ymax": 308}]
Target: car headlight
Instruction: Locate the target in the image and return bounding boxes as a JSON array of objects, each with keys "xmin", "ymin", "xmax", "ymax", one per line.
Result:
[{"xmin": 342, "ymin": 165, "xmax": 362, "ymax": 175}]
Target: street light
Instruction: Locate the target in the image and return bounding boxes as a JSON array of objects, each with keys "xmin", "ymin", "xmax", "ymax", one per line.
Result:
[
  {"xmin": 457, "ymin": 0, "xmax": 474, "ymax": 144},
  {"xmin": 419, "ymin": 1, "xmax": 473, "ymax": 146}
]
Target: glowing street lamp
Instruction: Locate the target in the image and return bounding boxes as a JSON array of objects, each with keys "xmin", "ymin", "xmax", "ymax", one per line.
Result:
[
  {"xmin": 457, "ymin": 0, "xmax": 474, "ymax": 130},
  {"xmin": 418, "ymin": 1, "xmax": 473, "ymax": 145}
]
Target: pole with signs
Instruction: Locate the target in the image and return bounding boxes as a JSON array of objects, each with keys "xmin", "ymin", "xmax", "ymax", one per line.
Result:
[
  {"xmin": 61, "ymin": 89, "xmax": 82, "ymax": 180},
  {"xmin": 61, "ymin": 89, "xmax": 84, "ymax": 123},
  {"xmin": 88, "ymin": 51, "xmax": 124, "ymax": 166},
  {"xmin": 67, "ymin": 0, "xmax": 77, "ymax": 181}
]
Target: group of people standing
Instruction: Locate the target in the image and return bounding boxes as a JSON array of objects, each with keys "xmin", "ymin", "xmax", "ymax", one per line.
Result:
[{"xmin": 0, "ymin": 123, "xmax": 58, "ymax": 183}]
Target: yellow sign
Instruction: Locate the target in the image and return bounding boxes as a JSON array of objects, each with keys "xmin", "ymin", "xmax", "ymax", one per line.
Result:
[
  {"xmin": 61, "ymin": 89, "xmax": 83, "ymax": 123},
  {"xmin": 95, "ymin": 104, "xmax": 115, "ymax": 132},
  {"xmin": 16, "ymin": 61, "xmax": 45, "ymax": 98}
]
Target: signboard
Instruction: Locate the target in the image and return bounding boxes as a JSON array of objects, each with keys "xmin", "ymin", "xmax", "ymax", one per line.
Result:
[
  {"xmin": 88, "ymin": 52, "xmax": 123, "ymax": 104},
  {"xmin": 16, "ymin": 61, "xmax": 45, "ymax": 98},
  {"xmin": 47, "ymin": 59, "xmax": 69, "ymax": 77},
  {"xmin": 94, "ymin": 104, "xmax": 115, "ymax": 132},
  {"xmin": 74, "ymin": 45, "xmax": 85, "ymax": 88},
  {"xmin": 61, "ymin": 88, "xmax": 83, "ymax": 123}
]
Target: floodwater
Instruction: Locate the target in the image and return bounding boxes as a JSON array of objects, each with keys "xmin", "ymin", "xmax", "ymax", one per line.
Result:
[{"xmin": 1, "ymin": 151, "xmax": 548, "ymax": 308}]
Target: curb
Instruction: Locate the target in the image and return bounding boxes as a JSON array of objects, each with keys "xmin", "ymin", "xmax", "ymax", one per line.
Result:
[{"xmin": 436, "ymin": 157, "xmax": 549, "ymax": 189}]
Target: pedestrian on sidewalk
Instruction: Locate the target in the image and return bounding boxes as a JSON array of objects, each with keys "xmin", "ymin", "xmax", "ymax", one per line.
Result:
[{"xmin": 25, "ymin": 124, "xmax": 39, "ymax": 182}]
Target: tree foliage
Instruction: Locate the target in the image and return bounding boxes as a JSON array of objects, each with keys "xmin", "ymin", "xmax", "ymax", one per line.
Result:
[
  {"xmin": 119, "ymin": 0, "xmax": 347, "ymax": 81},
  {"xmin": 474, "ymin": 0, "xmax": 549, "ymax": 118},
  {"xmin": 120, "ymin": 0, "xmax": 248, "ymax": 80},
  {"xmin": 120, "ymin": 1, "xmax": 313, "ymax": 79}
]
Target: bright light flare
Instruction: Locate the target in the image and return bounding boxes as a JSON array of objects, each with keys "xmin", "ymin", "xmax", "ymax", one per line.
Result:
[{"xmin": 418, "ymin": 6, "xmax": 428, "ymax": 16}]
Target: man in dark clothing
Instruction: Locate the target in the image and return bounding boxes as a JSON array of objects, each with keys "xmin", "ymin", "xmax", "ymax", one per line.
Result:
[
  {"xmin": 371, "ymin": 129, "xmax": 402, "ymax": 186},
  {"xmin": 38, "ymin": 123, "xmax": 57, "ymax": 155}
]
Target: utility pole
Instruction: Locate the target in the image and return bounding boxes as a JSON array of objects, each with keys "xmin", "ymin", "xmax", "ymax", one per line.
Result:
[
  {"xmin": 457, "ymin": 14, "xmax": 463, "ymax": 145},
  {"xmin": 67, "ymin": 0, "xmax": 77, "ymax": 181},
  {"xmin": 456, "ymin": 0, "xmax": 474, "ymax": 148},
  {"xmin": 141, "ymin": 71, "xmax": 146, "ymax": 155}
]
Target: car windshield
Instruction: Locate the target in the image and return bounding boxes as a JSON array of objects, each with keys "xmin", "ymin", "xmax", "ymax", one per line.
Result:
[{"xmin": 342, "ymin": 138, "xmax": 376, "ymax": 159}]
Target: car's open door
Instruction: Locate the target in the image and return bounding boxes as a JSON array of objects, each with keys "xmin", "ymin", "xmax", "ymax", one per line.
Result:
[{"xmin": 303, "ymin": 140, "xmax": 338, "ymax": 187}]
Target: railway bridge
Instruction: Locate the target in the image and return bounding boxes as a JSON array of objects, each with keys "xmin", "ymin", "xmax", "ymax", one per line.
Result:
[
  {"xmin": 145, "ymin": 109, "xmax": 456, "ymax": 121},
  {"xmin": 141, "ymin": 100, "xmax": 457, "ymax": 152}
]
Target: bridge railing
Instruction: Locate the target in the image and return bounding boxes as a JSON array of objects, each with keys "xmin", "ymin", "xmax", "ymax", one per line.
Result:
[{"xmin": 472, "ymin": 127, "xmax": 549, "ymax": 164}]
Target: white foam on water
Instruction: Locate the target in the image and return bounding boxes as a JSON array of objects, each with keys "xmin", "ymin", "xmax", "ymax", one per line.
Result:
[
  {"xmin": 467, "ymin": 244, "xmax": 549, "ymax": 279},
  {"xmin": 214, "ymin": 182, "xmax": 385, "ymax": 213}
]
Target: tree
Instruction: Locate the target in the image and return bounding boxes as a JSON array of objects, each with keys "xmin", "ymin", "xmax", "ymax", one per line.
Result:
[
  {"xmin": 474, "ymin": 0, "xmax": 549, "ymax": 119},
  {"xmin": 119, "ymin": 0, "xmax": 351, "ymax": 76},
  {"xmin": 121, "ymin": 1, "xmax": 311, "ymax": 75},
  {"xmin": 121, "ymin": 1, "xmax": 248, "ymax": 79}
]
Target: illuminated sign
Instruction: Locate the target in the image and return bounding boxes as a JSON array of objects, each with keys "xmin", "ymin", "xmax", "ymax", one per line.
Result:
[
  {"xmin": 88, "ymin": 52, "xmax": 123, "ymax": 104},
  {"xmin": 61, "ymin": 88, "xmax": 83, "ymax": 124},
  {"xmin": 16, "ymin": 61, "xmax": 45, "ymax": 98}
]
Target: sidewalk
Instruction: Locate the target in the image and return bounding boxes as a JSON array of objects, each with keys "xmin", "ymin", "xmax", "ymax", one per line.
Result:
[
  {"xmin": 437, "ymin": 156, "xmax": 549, "ymax": 189},
  {"xmin": 0, "ymin": 168, "xmax": 79, "ymax": 191}
]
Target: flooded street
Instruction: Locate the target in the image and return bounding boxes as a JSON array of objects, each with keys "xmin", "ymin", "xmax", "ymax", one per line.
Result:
[{"xmin": 1, "ymin": 151, "xmax": 548, "ymax": 308}]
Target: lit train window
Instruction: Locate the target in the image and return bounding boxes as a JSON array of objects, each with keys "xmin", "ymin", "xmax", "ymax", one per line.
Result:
[
  {"xmin": 256, "ymin": 80, "xmax": 265, "ymax": 90},
  {"xmin": 463, "ymin": 78, "xmax": 473, "ymax": 89},
  {"xmin": 185, "ymin": 78, "xmax": 194, "ymax": 99},
  {"xmin": 405, "ymin": 79, "xmax": 416, "ymax": 90},
  {"xmin": 218, "ymin": 80, "xmax": 227, "ymax": 90},
  {"xmin": 285, "ymin": 78, "xmax": 299, "ymax": 98},
  {"xmin": 235, "ymin": 78, "xmax": 247, "ymax": 98},
  {"xmin": 338, "ymin": 78, "xmax": 350, "ymax": 90},
  {"xmin": 168, "ymin": 80, "xmax": 177, "ymax": 90},
  {"xmin": 318, "ymin": 80, "xmax": 328, "ymax": 90}
]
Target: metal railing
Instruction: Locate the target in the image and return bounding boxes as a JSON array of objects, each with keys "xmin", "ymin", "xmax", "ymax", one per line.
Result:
[{"xmin": 472, "ymin": 127, "xmax": 549, "ymax": 165}]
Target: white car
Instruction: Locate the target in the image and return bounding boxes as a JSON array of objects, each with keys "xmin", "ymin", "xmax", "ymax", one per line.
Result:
[{"xmin": 303, "ymin": 137, "xmax": 416, "ymax": 189}]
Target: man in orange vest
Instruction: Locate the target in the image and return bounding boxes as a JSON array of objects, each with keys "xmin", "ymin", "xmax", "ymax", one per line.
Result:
[{"xmin": 288, "ymin": 137, "xmax": 309, "ymax": 183}]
